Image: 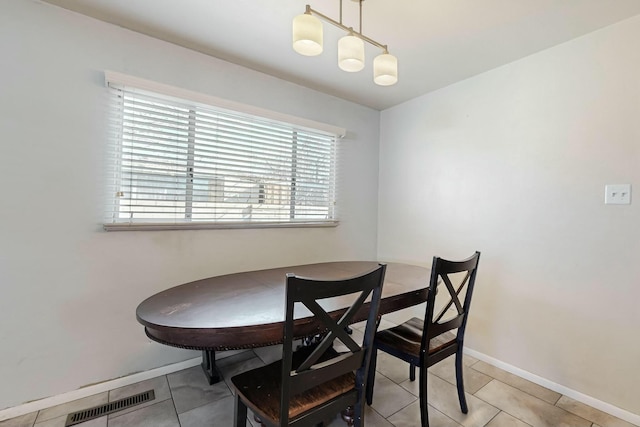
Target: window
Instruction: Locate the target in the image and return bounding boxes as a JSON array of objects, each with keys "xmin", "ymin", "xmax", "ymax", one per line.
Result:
[{"xmin": 104, "ymin": 72, "xmax": 343, "ymax": 230}]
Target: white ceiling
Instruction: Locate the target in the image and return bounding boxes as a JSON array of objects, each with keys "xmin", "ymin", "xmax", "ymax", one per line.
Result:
[{"xmin": 41, "ymin": 0, "xmax": 640, "ymax": 110}]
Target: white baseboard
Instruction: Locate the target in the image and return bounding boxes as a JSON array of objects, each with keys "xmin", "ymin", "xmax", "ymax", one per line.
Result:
[
  {"xmin": 0, "ymin": 357, "xmax": 202, "ymax": 422},
  {"xmin": 464, "ymin": 348, "xmax": 640, "ymax": 426}
]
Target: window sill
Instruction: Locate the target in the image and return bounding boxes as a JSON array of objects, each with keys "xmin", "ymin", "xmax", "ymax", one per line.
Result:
[{"xmin": 103, "ymin": 221, "xmax": 339, "ymax": 231}]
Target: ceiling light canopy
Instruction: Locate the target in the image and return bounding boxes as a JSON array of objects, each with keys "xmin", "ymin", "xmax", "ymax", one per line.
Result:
[{"xmin": 292, "ymin": 1, "xmax": 398, "ymax": 86}]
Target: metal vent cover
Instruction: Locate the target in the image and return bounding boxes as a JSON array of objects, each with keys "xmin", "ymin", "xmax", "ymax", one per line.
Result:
[{"xmin": 65, "ymin": 389, "xmax": 155, "ymax": 426}]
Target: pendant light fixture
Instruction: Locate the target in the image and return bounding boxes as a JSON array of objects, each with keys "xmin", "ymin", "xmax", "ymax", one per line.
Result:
[
  {"xmin": 292, "ymin": 12, "xmax": 323, "ymax": 56},
  {"xmin": 292, "ymin": 0, "xmax": 398, "ymax": 86},
  {"xmin": 373, "ymin": 52, "xmax": 398, "ymax": 86},
  {"xmin": 338, "ymin": 33, "xmax": 365, "ymax": 72}
]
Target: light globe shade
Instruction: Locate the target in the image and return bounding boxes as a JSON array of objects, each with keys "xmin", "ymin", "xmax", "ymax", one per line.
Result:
[
  {"xmin": 338, "ymin": 35, "xmax": 365, "ymax": 72},
  {"xmin": 373, "ymin": 53, "xmax": 398, "ymax": 86},
  {"xmin": 293, "ymin": 14, "xmax": 323, "ymax": 56}
]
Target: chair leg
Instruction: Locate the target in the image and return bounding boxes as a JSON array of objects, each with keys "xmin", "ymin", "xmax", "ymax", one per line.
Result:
[
  {"xmin": 341, "ymin": 405, "xmax": 355, "ymax": 427},
  {"xmin": 234, "ymin": 393, "xmax": 248, "ymax": 427},
  {"xmin": 455, "ymin": 350, "xmax": 468, "ymax": 413},
  {"xmin": 410, "ymin": 363, "xmax": 416, "ymax": 381},
  {"xmin": 365, "ymin": 349, "xmax": 378, "ymax": 405},
  {"xmin": 351, "ymin": 400, "xmax": 365, "ymax": 427},
  {"xmin": 418, "ymin": 366, "xmax": 429, "ymax": 427}
]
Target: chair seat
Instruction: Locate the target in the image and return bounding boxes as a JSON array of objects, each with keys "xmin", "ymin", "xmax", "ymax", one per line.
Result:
[
  {"xmin": 231, "ymin": 347, "xmax": 356, "ymax": 423},
  {"xmin": 375, "ymin": 317, "xmax": 457, "ymax": 359}
]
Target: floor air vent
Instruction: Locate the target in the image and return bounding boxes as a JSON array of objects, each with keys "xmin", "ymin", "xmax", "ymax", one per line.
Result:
[{"xmin": 65, "ymin": 389, "xmax": 155, "ymax": 426}]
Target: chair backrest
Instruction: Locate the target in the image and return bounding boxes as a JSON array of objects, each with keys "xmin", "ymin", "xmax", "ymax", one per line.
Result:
[
  {"xmin": 421, "ymin": 252, "xmax": 481, "ymax": 358},
  {"xmin": 280, "ymin": 264, "xmax": 386, "ymax": 425}
]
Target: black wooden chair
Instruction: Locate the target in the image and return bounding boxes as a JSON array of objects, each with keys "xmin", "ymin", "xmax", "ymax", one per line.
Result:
[
  {"xmin": 366, "ymin": 252, "xmax": 481, "ymax": 427},
  {"xmin": 231, "ymin": 264, "xmax": 387, "ymax": 427}
]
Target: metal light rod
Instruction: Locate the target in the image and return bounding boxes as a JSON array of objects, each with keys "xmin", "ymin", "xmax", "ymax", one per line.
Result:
[{"xmin": 304, "ymin": 4, "xmax": 388, "ymax": 53}]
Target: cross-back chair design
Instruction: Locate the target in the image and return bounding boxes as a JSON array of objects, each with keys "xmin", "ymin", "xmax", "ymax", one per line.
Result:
[
  {"xmin": 366, "ymin": 252, "xmax": 480, "ymax": 427},
  {"xmin": 231, "ymin": 264, "xmax": 387, "ymax": 427}
]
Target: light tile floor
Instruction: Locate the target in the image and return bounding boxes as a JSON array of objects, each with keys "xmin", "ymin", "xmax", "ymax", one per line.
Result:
[{"xmin": 1, "ymin": 336, "xmax": 637, "ymax": 427}]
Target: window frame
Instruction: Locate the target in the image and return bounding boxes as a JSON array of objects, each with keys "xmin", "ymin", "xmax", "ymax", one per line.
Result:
[{"xmin": 103, "ymin": 71, "xmax": 345, "ymax": 231}]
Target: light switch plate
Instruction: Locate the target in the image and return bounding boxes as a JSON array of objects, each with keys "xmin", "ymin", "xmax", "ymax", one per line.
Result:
[{"xmin": 604, "ymin": 184, "xmax": 631, "ymax": 205}]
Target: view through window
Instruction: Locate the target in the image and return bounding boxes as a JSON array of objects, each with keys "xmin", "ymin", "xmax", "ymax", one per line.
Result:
[{"xmin": 104, "ymin": 81, "xmax": 338, "ymax": 230}]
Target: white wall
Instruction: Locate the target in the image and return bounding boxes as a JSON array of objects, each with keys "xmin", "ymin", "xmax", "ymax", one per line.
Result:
[
  {"xmin": 0, "ymin": 0, "xmax": 380, "ymax": 410},
  {"xmin": 378, "ymin": 15, "xmax": 640, "ymax": 416}
]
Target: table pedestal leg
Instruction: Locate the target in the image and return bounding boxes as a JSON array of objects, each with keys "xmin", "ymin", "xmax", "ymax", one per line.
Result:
[{"xmin": 201, "ymin": 349, "xmax": 220, "ymax": 385}]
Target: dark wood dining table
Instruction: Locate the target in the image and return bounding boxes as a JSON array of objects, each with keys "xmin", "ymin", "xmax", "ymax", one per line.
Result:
[{"xmin": 136, "ymin": 261, "xmax": 430, "ymax": 384}]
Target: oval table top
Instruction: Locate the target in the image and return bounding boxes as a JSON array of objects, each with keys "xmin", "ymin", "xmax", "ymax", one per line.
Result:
[{"xmin": 136, "ymin": 261, "xmax": 430, "ymax": 351}]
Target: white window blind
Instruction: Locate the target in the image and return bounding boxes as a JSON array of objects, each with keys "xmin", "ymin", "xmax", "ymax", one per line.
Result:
[{"xmin": 104, "ymin": 73, "xmax": 340, "ymax": 230}]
